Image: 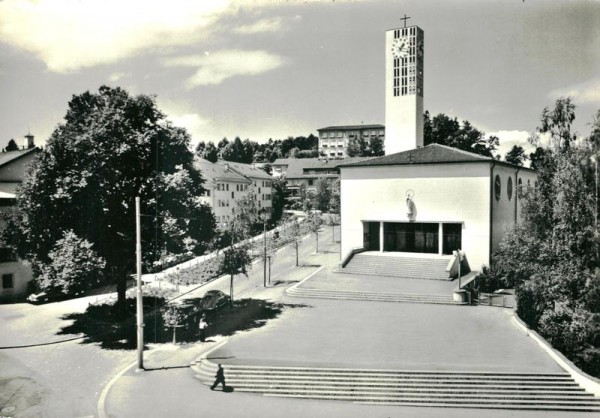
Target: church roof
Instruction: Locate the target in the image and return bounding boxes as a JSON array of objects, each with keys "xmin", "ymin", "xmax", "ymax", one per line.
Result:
[
  {"xmin": 0, "ymin": 147, "xmax": 39, "ymax": 169},
  {"xmin": 339, "ymin": 143, "xmax": 531, "ymax": 169}
]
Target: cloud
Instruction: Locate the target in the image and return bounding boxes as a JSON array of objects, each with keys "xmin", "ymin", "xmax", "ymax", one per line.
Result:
[
  {"xmin": 548, "ymin": 78, "xmax": 600, "ymax": 105},
  {"xmin": 163, "ymin": 50, "xmax": 286, "ymax": 88},
  {"xmin": 234, "ymin": 17, "xmax": 283, "ymax": 34},
  {"xmin": 0, "ymin": 0, "xmax": 232, "ymax": 72},
  {"xmin": 488, "ymin": 130, "xmax": 535, "ymax": 158},
  {"xmin": 108, "ymin": 72, "xmax": 130, "ymax": 82}
]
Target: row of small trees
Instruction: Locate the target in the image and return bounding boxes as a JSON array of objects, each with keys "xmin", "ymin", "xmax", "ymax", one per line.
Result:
[{"xmin": 483, "ymin": 98, "xmax": 600, "ymax": 377}]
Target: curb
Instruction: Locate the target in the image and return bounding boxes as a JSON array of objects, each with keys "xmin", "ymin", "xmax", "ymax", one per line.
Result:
[
  {"xmin": 512, "ymin": 312, "xmax": 600, "ymax": 397},
  {"xmin": 286, "ymin": 266, "xmax": 325, "ymax": 294}
]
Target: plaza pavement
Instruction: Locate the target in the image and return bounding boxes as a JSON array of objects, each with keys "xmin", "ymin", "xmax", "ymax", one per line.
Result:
[{"xmin": 102, "ymin": 226, "xmax": 590, "ymax": 417}]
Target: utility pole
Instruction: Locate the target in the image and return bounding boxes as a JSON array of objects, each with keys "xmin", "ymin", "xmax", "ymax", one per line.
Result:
[
  {"xmin": 136, "ymin": 197, "xmax": 144, "ymax": 371},
  {"xmin": 263, "ymin": 219, "xmax": 267, "ymax": 287}
]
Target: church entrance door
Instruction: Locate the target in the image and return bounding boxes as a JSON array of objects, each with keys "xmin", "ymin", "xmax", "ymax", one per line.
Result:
[
  {"xmin": 363, "ymin": 222, "xmax": 381, "ymax": 251},
  {"xmin": 383, "ymin": 222, "xmax": 438, "ymax": 254}
]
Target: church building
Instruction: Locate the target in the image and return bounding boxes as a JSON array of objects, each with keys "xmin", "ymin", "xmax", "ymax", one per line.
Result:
[{"xmin": 339, "ymin": 21, "xmax": 536, "ymax": 273}]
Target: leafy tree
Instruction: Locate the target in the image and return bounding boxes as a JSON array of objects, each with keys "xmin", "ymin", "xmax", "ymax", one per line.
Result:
[
  {"xmin": 328, "ymin": 179, "xmax": 340, "ymax": 214},
  {"xmin": 306, "ymin": 212, "xmax": 323, "ymax": 253},
  {"xmin": 218, "ymin": 242, "xmax": 252, "ymax": 305},
  {"xmin": 5, "ymin": 86, "xmax": 215, "ymax": 314},
  {"xmin": 492, "ymin": 98, "xmax": 600, "ymax": 377},
  {"xmin": 201, "ymin": 142, "xmax": 219, "ymax": 163},
  {"xmin": 369, "ymin": 136, "xmax": 385, "ymax": 156},
  {"xmin": 162, "ymin": 304, "xmax": 186, "ymax": 343},
  {"xmin": 312, "ymin": 178, "xmax": 332, "ymax": 212},
  {"xmin": 5, "ymin": 139, "xmax": 19, "ymax": 152},
  {"xmin": 423, "ymin": 111, "xmax": 499, "ymax": 157},
  {"xmin": 220, "ymin": 137, "xmax": 254, "ymax": 164},
  {"xmin": 538, "ymin": 97, "xmax": 577, "ymax": 152},
  {"xmin": 505, "ymin": 145, "xmax": 528, "ymax": 166},
  {"xmin": 271, "ymin": 177, "xmax": 289, "ymax": 223},
  {"xmin": 37, "ymin": 230, "xmax": 106, "ymax": 295},
  {"xmin": 285, "ymin": 216, "xmax": 303, "ymax": 266}
]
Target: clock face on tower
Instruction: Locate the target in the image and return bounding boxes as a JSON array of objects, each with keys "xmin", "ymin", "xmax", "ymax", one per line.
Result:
[{"xmin": 391, "ymin": 37, "xmax": 410, "ymax": 59}]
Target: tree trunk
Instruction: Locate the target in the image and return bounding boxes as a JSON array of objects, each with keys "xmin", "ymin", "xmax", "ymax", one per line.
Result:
[
  {"xmin": 115, "ymin": 270, "xmax": 128, "ymax": 319},
  {"xmin": 316, "ymin": 232, "xmax": 319, "ymax": 253},
  {"xmin": 295, "ymin": 242, "xmax": 299, "ymax": 266},
  {"xmin": 172, "ymin": 327, "xmax": 177, "ymax": 344},
  {"xmin": 230, "ymin": 274, "xmax": 234, "ymax": 306}
]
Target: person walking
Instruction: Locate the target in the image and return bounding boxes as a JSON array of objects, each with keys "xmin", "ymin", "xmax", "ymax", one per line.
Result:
[
  {"xmin": 210, "ymin": 364, "xmax": 226, "ymax": 391},
  {"xmin": 198, "ymin": 315, "xmax": 208, "ymax": 342}
]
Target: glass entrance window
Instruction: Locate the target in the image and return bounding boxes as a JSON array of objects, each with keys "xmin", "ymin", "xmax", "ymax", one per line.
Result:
[
  {"xmin": 383, "ymin": 222, "xmax": 438, "ymax": 254},
  {"xmin": 442, "ymin": 223, "xmax": 462, "ymax": 255},
  {"xmin": 363, "ymin": 222, "xmax": 380, "ymax": 251}
]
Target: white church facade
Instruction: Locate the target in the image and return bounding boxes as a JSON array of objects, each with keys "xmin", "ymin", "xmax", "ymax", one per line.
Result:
[
  {"xmin": 339, "ymin": 145, "xmax": 536, "ymax": 270},
  {"xmin": 339, "ymin": 21, "xmax": 536, "ymax": 273}
]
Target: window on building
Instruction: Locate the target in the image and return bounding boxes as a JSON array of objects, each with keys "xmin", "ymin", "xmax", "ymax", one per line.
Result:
[
  {"xmin": 308, "ymin": 179, "xmax": 314, "ymax": 186},
  {"xmin": 2, "ymin": 274, "xmax": 13, "ymax": 289},
  {"xmin": 226, "ymin": 184, "xmax": 229, "ymax": 191},
  {"xmin": 507, "ymin": 177, "xmax": 513, "ymax": 201},
  {"xmin": 517, "ymin": 178, "xmax": 523, "ymax": 197},
  {"xmin": 338, "ymin": 152, "xmax": 343, "ymax": 156},
  {"xmin": 231, "ymin": 192, "xmax": 234, "ymax": 198},
  {"xmin": 337, "ymin": 132, "xmax": 342, "ymax": 138},
  {"xmin": 494, "ymin": 175, "xmax": 501, "ymax": 201}
]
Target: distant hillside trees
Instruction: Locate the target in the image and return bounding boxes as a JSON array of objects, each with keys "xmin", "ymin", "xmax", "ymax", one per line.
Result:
[
  {"xmin": 423, "ymin": 111, "xmax": 500, "ymax": 158},
  {"xmin": 195, "ymin": 134, "xmax": 318, "ymax": 163},
  {"xmin": 5, "ymin": 139, "xmax": 19, "ymax": 152},
  {"xmin": 505, "ymin": 145, "xmax": 528, "ymax": 166}
]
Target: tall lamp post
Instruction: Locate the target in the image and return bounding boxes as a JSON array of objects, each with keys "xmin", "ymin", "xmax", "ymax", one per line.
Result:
[
  {"xmin": 135, "ymin": 197, "xmax": 144, "ymax": 371},
  {"xmin": 260, "ymin": 212, "xmax": 270, "ymax": 287}
]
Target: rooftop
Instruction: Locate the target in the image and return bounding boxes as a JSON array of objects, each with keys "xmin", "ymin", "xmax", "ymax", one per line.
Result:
[
  {"xmin": 284, "ymin": 157, "xmax": 376, "ymax": 179},
  {"xmin": 317, "ymin": 124, "xmax": 385, "ymax": 132},
  {"xmin": 339, "ymin": 143, "xmax": 533, "ymax": 170},
  {"xmin": 216, "ymin": 160, "xmax": 272, "ymax": 180},
  {"xmin": 194, "ymin": 158, "xmax": 249, "ymax": 184},
  {"xmin": 0, "ymin": 147, "xmax": 39, "ymax": 169}
]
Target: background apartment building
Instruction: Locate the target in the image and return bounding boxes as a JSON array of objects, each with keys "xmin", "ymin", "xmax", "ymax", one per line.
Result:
[
  {"xmin": 317, "ymin": 124, "xmax": 385, "ymax": 158},
  {"xmin": 195, "ymin": 158, "xmax": 273, "ymax": 227}
]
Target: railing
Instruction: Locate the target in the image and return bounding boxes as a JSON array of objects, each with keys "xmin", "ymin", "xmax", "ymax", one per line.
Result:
[{"xmin": 340, "ymin": 247, "xmax": 365, "ymax": 268}]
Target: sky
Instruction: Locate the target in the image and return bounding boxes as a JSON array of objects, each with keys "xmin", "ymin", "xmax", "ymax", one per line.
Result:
[{"xmin": 0, "ymin": 0, "xmax": 599, "ymax": 158}]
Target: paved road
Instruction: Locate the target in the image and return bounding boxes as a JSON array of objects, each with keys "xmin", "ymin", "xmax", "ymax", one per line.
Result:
[{"xmin": 103, "ymin": 225, "xmax": 590, "ymax": 417}]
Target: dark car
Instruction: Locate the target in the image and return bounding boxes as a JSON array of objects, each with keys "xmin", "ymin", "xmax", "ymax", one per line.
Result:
[
  {"xmin": 198, "ymin": 290, "xmax": 230, "ymax": 311},
  {"xmin": 27, "ymin": 290, "xmax": 73, "ymax": 304}
]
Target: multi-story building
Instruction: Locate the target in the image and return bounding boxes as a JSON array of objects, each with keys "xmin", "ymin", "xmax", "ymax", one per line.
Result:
[
  {"xmin": 272, "ymin": 157, "xmax": 373, "ymax": 198},
  {"xmin": 0, "ymin": 134, "xmax": 40, "ymax": 302},
  {"xmin": 317, "ymin": 124, "xmax": 385, "ymax": 158},
  {"xmin": 195, "ymin": 158, "xmax": 273, "ymax": 227}
]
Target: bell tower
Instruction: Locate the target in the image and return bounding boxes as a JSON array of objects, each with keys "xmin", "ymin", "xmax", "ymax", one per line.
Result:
[{"xmin": 385, "ymin": 17, "xmax": 424, "ymax": 155}]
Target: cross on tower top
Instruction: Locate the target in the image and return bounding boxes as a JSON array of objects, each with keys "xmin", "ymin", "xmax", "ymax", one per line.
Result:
[{"xmin": 400, "ymin": 14, "xmax": 411, "ymax": 28}]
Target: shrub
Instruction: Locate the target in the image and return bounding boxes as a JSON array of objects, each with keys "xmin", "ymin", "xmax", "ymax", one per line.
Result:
[{"xmin": 37, "ymin": 230, "xmax": 106, "ymax": 296}]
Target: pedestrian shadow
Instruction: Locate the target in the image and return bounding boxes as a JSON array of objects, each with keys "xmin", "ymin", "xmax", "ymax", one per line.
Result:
[{"xmin": 298, "ymin": 264, "xmax": 321, "ymax": 268}]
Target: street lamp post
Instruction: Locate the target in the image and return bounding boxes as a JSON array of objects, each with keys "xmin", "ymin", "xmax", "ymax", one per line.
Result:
[{"xmin": 135, "ymin": 197, "xmax": 144, "ymax": 371}]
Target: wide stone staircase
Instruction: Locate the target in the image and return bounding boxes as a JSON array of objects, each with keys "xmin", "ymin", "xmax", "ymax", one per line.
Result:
[
  {"xmin": 194, "ymin": 362, "xmax": 600, "ymax": 412},
  {"xmin": 286, "ymin": 286, "xmax": 460, "ymax": 305},
  {"xmin": 342, "ymin": 254, "xmax": 451, "ymax": 280}
]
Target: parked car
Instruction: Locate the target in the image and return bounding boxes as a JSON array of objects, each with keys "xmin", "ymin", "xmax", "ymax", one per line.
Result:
[
  {"xmin": 198, "ymin": 290, "xmax": 230, "ymax": 311},
  {"xmin": 27, "ymin": 290, "xmax": 72, "ymax": 304}
]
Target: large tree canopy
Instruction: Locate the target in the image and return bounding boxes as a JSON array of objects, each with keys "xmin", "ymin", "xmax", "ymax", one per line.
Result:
[{"xmin": 7, "ymin": 86, "xmax": 215, "ymax": 306}]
